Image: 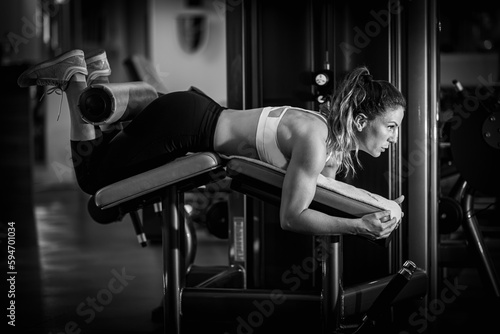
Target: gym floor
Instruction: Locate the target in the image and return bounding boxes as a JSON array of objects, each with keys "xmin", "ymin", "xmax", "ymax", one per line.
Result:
[{"xmin": 11, "ymin": 183, "xmax": 500, "ymax": 334}]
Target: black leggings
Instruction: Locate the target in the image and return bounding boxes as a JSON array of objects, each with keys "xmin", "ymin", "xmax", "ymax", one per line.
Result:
[{"xmin": 71, "ymin": 90, "xmax": 225, "ymax": 194}]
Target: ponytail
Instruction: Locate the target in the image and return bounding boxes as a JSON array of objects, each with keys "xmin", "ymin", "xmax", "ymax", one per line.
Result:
[{"xmin": 320, "ymin": 66, "xmax": 406, "ymax": 177}]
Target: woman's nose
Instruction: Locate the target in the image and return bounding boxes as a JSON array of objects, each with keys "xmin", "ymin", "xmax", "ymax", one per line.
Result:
[{"xmin": 389, "ymin": 129, "xmax": 399, "ymax": 143}]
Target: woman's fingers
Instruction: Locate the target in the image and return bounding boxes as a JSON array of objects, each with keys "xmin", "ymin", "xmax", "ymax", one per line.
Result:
[
  {"xmin": 394, "ymin": 195, "xmax": 405, "ymax": 205},
  {"xmin": 393, "ymin": 196, "xmax": 405, "ymax": 219},
  {"xmin": 360, "ymin": 211, "xmax": 400, "ymax": 239}
]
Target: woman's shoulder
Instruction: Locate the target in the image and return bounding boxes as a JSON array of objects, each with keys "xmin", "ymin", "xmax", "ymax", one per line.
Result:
[{"xmin": 285, "ymin": 108, "xmax": 328, "ymax": 135}]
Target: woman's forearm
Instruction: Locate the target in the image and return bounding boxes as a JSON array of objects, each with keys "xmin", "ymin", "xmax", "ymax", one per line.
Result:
[{"xmin": 281, "ymin": 207, "xmax": 360, "ymax": 235}]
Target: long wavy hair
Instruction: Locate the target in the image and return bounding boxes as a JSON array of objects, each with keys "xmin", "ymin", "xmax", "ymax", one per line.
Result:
[{"xmin": 319, "ymin": 66, "xmax": 406, "ymax": 177}]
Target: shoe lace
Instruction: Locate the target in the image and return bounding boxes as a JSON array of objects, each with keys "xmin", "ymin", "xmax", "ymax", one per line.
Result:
[{"xmin": 39, "ymin": 83, "xmax": 66, "ymax": 121}]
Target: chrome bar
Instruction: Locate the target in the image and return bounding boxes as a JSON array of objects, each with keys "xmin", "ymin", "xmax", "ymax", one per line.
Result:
[
  {"xmin": 405, "ymin": 0, "xmax": 439, "ymax": 302},
  {"xmin": 162, "ymin": 186, "xmax": 183, "ymax": 334},
  {"xmin": 388, "ymin": 0, "xmax": 404, "ymax": 272},
  {"xmin": 321, "ymin": 235, "xmax": 341, "ymax": 333},
  {"xmin": 182, "ymin": 288, "xmax": 320, "ymax": 318},
  {"xmin": 178, "ymin": 270, "xmax": 427, "ymax": 321}
]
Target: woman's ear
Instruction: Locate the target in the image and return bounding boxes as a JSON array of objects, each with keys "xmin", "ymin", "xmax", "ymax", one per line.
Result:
[{"xmin": 354, "ymin": 113, "xmax": 368, "ymax": 131}]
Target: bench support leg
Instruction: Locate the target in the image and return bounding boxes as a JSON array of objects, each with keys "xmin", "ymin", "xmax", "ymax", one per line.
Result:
[
  {"xmin": 320, "ymin": 235, "xmax": 342, "ymax": 333},
  {"xmin": 162, "ymin": 186, "xmax": 185, "ymax": 334}
]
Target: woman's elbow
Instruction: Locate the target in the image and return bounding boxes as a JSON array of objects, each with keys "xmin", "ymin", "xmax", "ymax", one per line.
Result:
[
  {"xmin": 280, "ymin": 214, "xmax": 300, "ymax": 232},
  {"xmin": 280, "ymin": 219, "xmax": 294, "ymax": 231}
]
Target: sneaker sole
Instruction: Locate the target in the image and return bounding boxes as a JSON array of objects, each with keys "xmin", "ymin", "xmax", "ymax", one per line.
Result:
[
  {"xmin": 17, "ymin": 49, "xmax": 87, "ymax": 87},
  {"xmin": 87, "ymin": 70, "xmax": 112, "ymax": 85}
]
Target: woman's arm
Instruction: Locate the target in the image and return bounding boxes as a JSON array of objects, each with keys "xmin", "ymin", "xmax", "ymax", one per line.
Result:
[{"xmin": 279, "ymin": 128, "xmax": 397, "ymax": 238}]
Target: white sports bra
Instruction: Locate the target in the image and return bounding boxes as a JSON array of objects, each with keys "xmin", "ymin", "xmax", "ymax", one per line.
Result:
[{"xmin": 255, "ymin": 106, "xmax": 331, "ymax": 169}]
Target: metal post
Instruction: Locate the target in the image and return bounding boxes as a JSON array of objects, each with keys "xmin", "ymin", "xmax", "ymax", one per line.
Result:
[
  {"xmin": 388, "ymin": 0, "xmax": 404, "ymax": 272},
  {"xmin": 405, "ymin": 0, "xmax": 439, "ymax": 303},
  {"xmin": 321, "ymin": 235, "xmax": 342, "ymax": 333},
  {"xmin": 162, "ymin": 186, "xmax": 184, "ymax": 334}
]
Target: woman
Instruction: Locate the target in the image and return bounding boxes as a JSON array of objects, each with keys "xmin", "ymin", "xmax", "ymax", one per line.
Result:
[{"xmin": 18, "ymin": 49, "xmax": 405, "ymax": 240}]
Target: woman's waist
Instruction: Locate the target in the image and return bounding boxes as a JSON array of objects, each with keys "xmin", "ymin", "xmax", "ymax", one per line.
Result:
[{"xmin": 213, "ymin": 107, "xmax": 263, "ymax": 157}]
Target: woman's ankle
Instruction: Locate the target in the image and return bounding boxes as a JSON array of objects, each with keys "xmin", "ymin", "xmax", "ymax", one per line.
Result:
[{"xmin": 66, "ymin": 74, "xmax": 102, "ymax": 141}]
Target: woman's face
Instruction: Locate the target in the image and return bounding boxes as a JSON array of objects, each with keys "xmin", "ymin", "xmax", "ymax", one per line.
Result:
[{"xmin": 356, "ymin": 106, "xmax": 405, "ymax": 157}]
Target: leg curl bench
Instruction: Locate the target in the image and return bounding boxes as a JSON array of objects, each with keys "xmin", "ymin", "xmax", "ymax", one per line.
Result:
[{"xmin": 92, "ymin": 152, "xmax": 428, "ymax": 333}]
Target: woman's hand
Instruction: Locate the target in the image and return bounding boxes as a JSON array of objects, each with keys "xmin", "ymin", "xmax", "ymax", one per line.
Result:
[{"xmin": 355, "ymin": 210, "xmax": 398, "ymax": 240}]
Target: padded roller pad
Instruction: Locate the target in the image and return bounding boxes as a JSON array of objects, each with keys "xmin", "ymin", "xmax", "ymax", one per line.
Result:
[
  {"xmin": 95, "ymin": 152, "xmax": 223, "ymax": 209},
  {"xmin": 316, "ymin": 174, "xmax": 402, "ymax": 222},
  {"xmin": 225, "ymin": 156, "xmax": 401, "ymax": 221},
  {"xmin": 79, "ymin": 81, "xmax": 158, "ymax": 125},
  {"xmin": 225, "ymin": 156, "xmax": 402, "ymax": 246}
]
